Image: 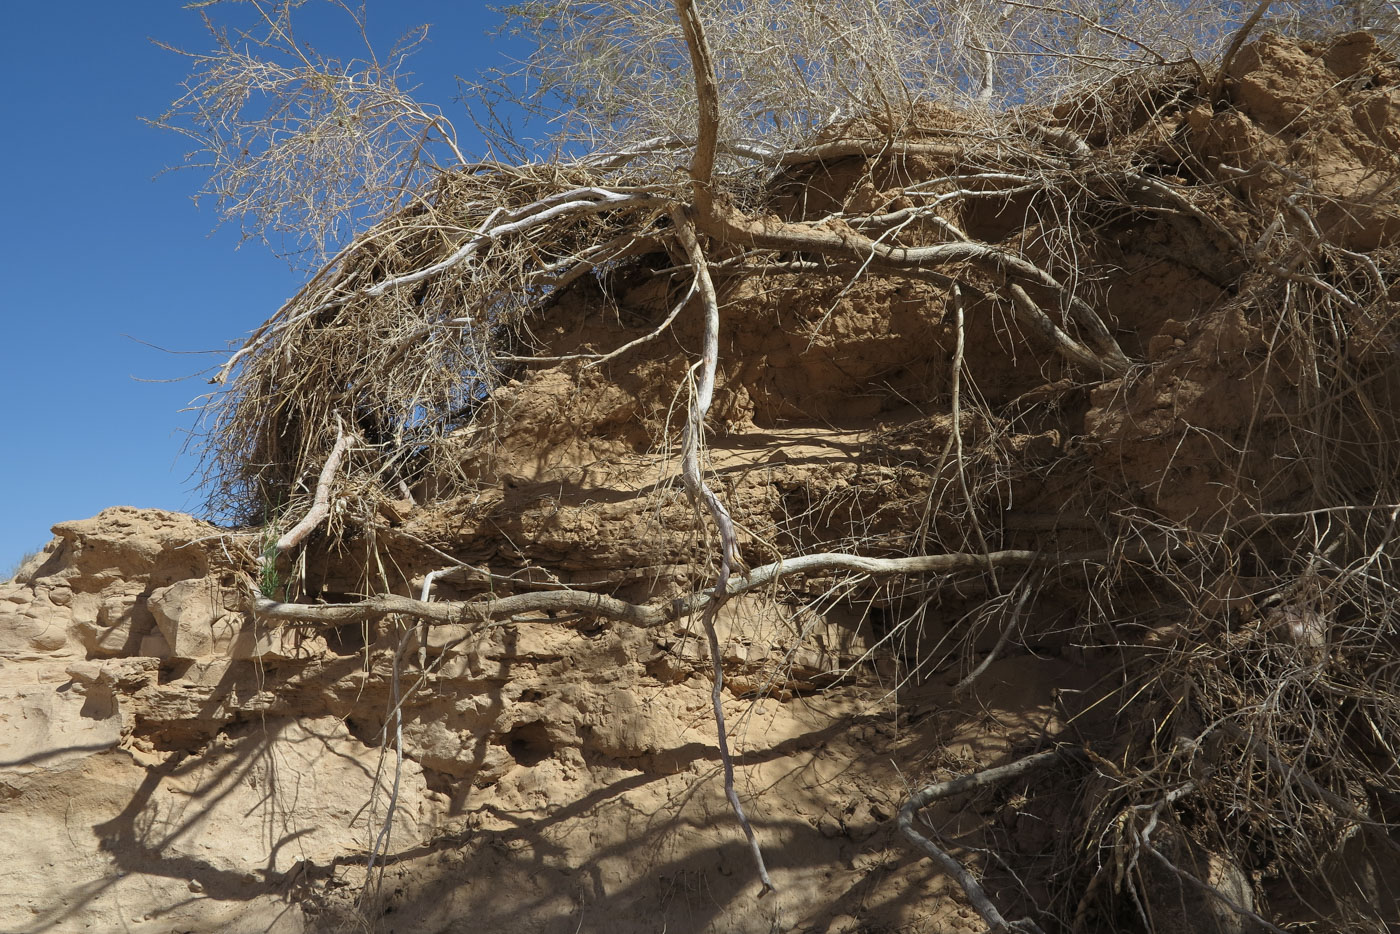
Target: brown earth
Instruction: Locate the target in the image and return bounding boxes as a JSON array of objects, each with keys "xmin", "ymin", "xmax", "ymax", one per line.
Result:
[{"xmin": 3, "ymin": 32, "xmax": 1400, "ymax": 934}]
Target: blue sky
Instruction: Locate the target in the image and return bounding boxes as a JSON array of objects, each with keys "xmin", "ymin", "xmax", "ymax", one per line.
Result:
[{"xmin": 0, "ymin": 3, "xmax": 525, "ymax": 571}]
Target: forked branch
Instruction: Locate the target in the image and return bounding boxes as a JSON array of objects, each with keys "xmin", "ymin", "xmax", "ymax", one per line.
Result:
[
  {"xmin": 899, "ymin": 748, "xmax": 1080, "ymax": 933},
  {"xmin": 251, "ymin": 548, "xmax": 1084, "ymax": 628},
  {"xmin": 672, "ymin": 202, "xmax": 775, "ymax": 892}
]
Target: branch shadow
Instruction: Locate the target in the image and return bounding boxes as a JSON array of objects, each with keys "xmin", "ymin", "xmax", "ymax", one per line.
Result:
[{"xmin": 24, "ymin": 655, "xmax": 373, "ymax": 933}]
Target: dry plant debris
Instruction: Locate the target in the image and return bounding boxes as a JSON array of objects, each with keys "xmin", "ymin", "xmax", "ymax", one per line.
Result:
[{"xmin": 9, "ymin": 12, "xmax": 1399, "ymax": 934}]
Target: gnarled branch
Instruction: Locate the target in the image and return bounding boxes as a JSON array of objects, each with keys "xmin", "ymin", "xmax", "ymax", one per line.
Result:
[
  {"xmin": 275, "ymin": 419, "xmax": 350, "ymax": 553},
  {"xmin": 252, "ymin": 547, "xmax": 1095, "ymax": 629}
]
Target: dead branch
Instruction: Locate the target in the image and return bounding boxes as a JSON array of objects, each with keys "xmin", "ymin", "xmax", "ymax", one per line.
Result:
[
  {"xmin": 998, "ymin": 0, "xmax": 1171, "ymax": 64},
  {"xmin": 253, "ymin": 588, "xmax": 661, "ymax": 628},
  {"xmin": 578, "ymin": 134, "xmax": 971, "ymax": 171},
  {"xmin": 692, "ymin": 204, "xmax": 1130, "ymax": 373},
  {"xmin": 1003, "ymin": 283, "xmax": 1116, "ymax": 374},
  {"xmin": 671, "ymin": 200, "xmax": 776, "ymax": 892},
  {"xmin": 366, "ymin": 191, "xmax": 663, "ymax": 297},
  {"xmin": 498, "ymin": 272, "xmax": 695, "ymax": 367},
  {"xmin": 275, "ymin": 418, "xmax": 350, "ymax": 552},
  {"xmin": 898, "ymin": 748, "xmax": 1079, "ymax": 934},
  {"xmin": 251, "ymin": 547, "xmax": 1098, "ymax": 630},
  {"xmin": 1212, "ymin": 0, "xmax": 1275, "ymax": 97},
  {"xmin": 362, "ymin": 629, "xmax": 410, "ymax": 905},
  {"xmin": 1219, "ymin": 718, "xmax": 1400, "ymax": 857},
  {"xmin": 675, "ymin": 0, "xmax": 719, "ymax": 217},
  {"xmin": 209, "ymin": 231, "xmax": 370, "ymax": 386},
  {"xmin": 528, "ymin": 233, "xmax": 662, "ymax": 291},
  {"xmin": 769, "ymin": 138, "xmax": 968, "ymax": 166},
  {"xmin": 1141, "ymin": 844, "xmax": 1291, "ymax": 934},
  {"xmin": 955, "ymin": 574, "xmax": 1036, "ymax": 693}
]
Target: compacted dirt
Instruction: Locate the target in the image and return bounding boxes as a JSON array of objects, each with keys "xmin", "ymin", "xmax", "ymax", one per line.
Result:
[{"xmin": 3, "ymin": 32, "xmax": 1399, "ymax": 934}]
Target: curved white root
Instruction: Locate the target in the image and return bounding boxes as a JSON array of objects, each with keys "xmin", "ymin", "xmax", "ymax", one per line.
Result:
[
  {"xmin": 251, "ymin": 548, "xmax": 1083, "ymax": 629},
  {"xmin": 672, "ymin": 204, "xmax": 776, "ymax": 893},
  {"xmin": 275, "ymin": 420, "xmax": 350, "ymax": 553}
]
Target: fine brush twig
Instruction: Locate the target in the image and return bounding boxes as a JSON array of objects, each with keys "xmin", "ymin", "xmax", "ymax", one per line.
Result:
[
  {"xmin": 955, "ymin": 574, "xmax": 1036, "ymax": 694},
  {"xmin": 362, "ymin": 628, "xmax": 410, "ymax": 907},
  {"xmin": 1142, "ymin": 845, "xmax": 1291, "ymax": 934}
]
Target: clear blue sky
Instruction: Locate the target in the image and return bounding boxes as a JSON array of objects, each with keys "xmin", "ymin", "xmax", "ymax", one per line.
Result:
[{"xmin": 0, "ymin": 3, "xmax": 524, "ymax": 571}]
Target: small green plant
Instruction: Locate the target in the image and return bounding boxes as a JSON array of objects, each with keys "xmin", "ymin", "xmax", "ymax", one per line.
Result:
[
  {"xmin": 258, "ymin": 535, "xmax": 282, "ymax": 598},
  {"xmin": 254, "ymin": 491, "xmax": 290, "ymax": 600}
]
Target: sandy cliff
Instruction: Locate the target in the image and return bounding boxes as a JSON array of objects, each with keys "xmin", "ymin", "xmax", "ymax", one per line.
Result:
[{"xmin": 4, "ymin": 32, "xmax": 1400, "ymax": 934}]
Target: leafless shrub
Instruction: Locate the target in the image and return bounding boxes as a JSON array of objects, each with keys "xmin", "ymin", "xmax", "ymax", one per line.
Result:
[
  {"xmin": 493, "ymin": 0, "xmax": 1244, "ymax": 159},
  {"xmin": 153, "ymin": 0, "xmax": 466, "ymax": 263}
]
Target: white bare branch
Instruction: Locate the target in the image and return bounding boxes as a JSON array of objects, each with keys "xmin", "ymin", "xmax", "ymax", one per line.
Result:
[
  {"xmin": 275, "ymin": 418, "xmax": 350, "ymax": 552},
  {"xmin": 671, "ymin": 193, "xmax": 776, "ymax": 892},
  {"xmin": 251, "ymin": 547, "xmax": 1087, "ymax": 629},
  {"xmin": 899, "ymin": 748, "xmax": 1078, "ymax": 934},
  {"xmin": 366, "ymin": 192, "xmax": 664, "ymax": 296}
]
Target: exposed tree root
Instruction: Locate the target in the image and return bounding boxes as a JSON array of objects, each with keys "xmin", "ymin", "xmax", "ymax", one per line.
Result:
[
  {"xmin": 275, "ymin": 418, "xmax": 349, "ymax": 553},
  {"xmin": 673, "ymin": 205, "xmax": 775, "ymax": 893},
  {"xmin": 898, "ymin": 748, "xmax": 1081, "ymax": 934},
  {"xmin": 251, "ymin": 548, "xmax": 1094, "ymax": 629}
]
